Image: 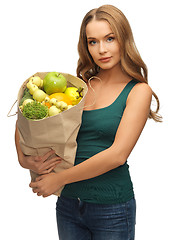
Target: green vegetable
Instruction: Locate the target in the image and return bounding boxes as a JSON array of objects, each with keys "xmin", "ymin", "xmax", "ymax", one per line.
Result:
[
  {"xmin": 19, "ymin": 88, "xmax": 33, "ymax": 106},
  {"xmin": 22, "ymin": 101, "xmax": 48, "ymax": 120}
]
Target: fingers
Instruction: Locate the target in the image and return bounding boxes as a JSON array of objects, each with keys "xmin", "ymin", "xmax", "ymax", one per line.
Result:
[
  {"xmin": 31, "ymin": 185, "xmax": 44, "ymax": 197},
  {"xmin": 42, "ymin": 150, "xmax": 57, "ymax": 162},
  {"xmin": 29, "ymin": 177, "xmax": 51, "ymax": 198},
  {"xmin": 39, "ymin": 164, "xmax": 58, "ymax": 175},
  {"xmin": 28, "ymin": 149, "xmax": 63, "ymax": 175},
  {"xmin": 42, "ymin": 157, "xmax": 61, "ymax": 169},
  {"xmin": 34, "ymin": 155, "xmax": 42, "ymax": 162},
  {"xmin": 35, "ymin": 175, "xmax": 44, "ymax": 181},
  {"xmin": 29, "ymin": 181, "xmax": 38, "ymax": 188},
  {"xmin": 34, "ymin": 149, "xmax": 62, "ymax": 163},
  {"xmin": 29, "ymin": 180, "xmax": 43, "ymax": 196},
  {"xmin": 36, "ymin": 158, "xmax": 61, "ymax": 174},
  {"xmin": 34, "ymin": 149, "xmax": 55, "ymax": 162}
]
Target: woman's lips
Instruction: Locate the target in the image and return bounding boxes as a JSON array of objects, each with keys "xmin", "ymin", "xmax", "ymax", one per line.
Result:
[{"xmin": 99, "ymin": 57, "xmax": 111, "ymax": 63}]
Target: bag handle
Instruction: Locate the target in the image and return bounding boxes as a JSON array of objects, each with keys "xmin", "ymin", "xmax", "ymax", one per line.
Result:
[
  {"xmin": 83, "ymin": 76, "xmax": 102, "ymax": 109},
  {"xmin": 7, "ymin": 100, "xmax": 18, "ymax": 117}
]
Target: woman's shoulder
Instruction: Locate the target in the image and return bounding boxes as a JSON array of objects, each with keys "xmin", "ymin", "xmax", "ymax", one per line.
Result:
[{"xmin": 127, "ymin": 81, "xmax": 152, "ymax": 104}]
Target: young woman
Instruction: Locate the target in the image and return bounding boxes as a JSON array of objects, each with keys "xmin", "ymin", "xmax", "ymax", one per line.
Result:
[{"xmin": 15, "ymin": 4, "xmax": 161, "ymax": 240}]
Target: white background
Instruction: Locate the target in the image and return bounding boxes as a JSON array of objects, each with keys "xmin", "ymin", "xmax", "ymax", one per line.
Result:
[{"xmin": 1, "ymin": 0, "xmax": 171, "ymax": 239}]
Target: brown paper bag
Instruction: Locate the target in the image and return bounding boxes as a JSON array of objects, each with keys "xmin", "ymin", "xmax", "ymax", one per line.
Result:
[{"xmin": 17, "ymin": 72, "xmax": 88, "ymax": 196}]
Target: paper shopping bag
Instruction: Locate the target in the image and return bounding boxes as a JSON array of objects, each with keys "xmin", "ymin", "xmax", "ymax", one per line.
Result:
[{"xmin": 17, "ymin": 72, "xmax": 88, "ymax": 196}]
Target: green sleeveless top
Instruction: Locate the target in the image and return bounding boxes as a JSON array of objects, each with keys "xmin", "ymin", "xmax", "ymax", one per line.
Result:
[{"xmin": 62, "ymin": 79, "xmax": 138, "ymax": 204}]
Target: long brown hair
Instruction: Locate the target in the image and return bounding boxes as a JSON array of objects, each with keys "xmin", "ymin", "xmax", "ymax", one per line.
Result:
[{"xmin": 77, "ymin": 5, "xmax": 162, "ymax": 122}]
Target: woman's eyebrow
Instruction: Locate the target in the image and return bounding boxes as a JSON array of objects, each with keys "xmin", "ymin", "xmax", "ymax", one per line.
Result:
[
  {"xmin": 105, "ymin": 32, "xmax": 114, "ymax": 37},
  {"xmin": 87, "ymin": 32, "xmax": 114, "ymax": 40}
]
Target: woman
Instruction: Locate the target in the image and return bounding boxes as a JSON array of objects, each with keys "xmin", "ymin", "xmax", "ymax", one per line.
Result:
[{"xmin": 15, "ymin": 4, "xmax": 161, "ymax": 240}]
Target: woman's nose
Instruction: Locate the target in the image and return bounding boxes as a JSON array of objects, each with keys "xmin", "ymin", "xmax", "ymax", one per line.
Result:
[{"xmin": 99, "ymin": 41, "xmax": 107, "ymax": 54}]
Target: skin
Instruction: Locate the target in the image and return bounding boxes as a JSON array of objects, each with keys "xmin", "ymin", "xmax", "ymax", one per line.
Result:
[
  {"xmin": 87, "ymin": 19, "xmax": 121, "ymax": 72},
  {"xmin": 15, "ymin": 19, "xmax": 152, "ymax": 197}
]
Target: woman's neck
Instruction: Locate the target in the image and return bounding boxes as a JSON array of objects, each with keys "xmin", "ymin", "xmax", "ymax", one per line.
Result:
[{"xmin": 97, "ymin": 63, "xmax": 131, "ymax": 84}]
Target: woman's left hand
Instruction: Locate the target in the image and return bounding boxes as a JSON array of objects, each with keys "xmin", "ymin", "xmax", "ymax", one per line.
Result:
[{"xmin": 29, "ymin": 172, "xmax": 63, "ymax": 197}]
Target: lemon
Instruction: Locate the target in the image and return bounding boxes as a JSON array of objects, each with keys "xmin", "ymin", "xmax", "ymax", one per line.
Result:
[{"xmin": 64, "ymin": 87, "xmax": 83, "ymax": 105}]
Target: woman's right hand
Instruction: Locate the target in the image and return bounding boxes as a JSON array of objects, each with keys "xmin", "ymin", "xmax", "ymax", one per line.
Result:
[{"xmin": 20, "ymin": 149, "xmax": 62, "ymax": 175}]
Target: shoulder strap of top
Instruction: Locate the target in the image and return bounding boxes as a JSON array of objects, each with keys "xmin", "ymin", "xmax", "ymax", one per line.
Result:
[{"xmin": 119, "ymin": 79, "xmax": 139, "ymax": 104}]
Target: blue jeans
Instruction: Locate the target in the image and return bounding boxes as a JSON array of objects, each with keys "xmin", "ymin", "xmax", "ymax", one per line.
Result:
[{"xmin": 56, "ymin": 195, "xmax": 136, "ymax": 240}]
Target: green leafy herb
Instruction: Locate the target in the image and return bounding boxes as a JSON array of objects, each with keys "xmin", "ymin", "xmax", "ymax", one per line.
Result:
[{"xmin": 22, "ymin": 101, "xmax": 48, "ymax": 120}]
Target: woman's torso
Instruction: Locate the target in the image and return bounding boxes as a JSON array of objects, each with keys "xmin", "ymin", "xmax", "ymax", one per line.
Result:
[{"xmin": 61, "ymin": 79, "xmax": 138, "ymax": 204}]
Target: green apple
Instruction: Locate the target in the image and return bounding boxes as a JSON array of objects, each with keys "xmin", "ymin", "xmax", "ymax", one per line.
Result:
[{"xmin": 43, "ymin": 72, "xmax": 67, "ymax": 95}]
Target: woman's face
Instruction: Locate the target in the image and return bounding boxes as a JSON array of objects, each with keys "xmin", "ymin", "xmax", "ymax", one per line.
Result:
[{"xmin": 86, "ymin": 19, "xmax": 121, "ymax": 70}]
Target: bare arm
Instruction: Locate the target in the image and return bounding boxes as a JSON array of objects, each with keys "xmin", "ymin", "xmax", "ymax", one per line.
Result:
[
  {"xmin": 15, "ymin": 123, "xmax": 61, "ymax": 174},
  {"xmin": 30, "ymin": 83, "xmax": 152, "ymax": 197}
]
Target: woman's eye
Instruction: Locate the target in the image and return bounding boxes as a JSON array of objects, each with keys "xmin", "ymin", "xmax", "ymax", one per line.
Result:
[
  {"xmin": 107, "ymin": 37, "xmax": 114, "ymax": 42},
  {"xmin": 89, "ymin": 40, "xmax": 97, "ymax": 46}
]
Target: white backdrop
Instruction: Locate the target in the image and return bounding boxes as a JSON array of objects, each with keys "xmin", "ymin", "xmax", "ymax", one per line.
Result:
[{"xmin": 1, "ymin": 0, "xmax": 171, "ymax": 239}]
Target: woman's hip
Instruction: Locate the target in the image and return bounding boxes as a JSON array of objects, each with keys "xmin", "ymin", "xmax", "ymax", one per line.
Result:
[{"xmin": 56, "ymin": 195, "xmax": 136, "ymax": 240}]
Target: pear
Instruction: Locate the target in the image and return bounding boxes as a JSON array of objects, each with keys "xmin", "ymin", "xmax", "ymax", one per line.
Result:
[
  {"xmin": 56, "ymin": 101, "xmax": 68, "ymax": 111},
  {"xmin": 29, "ymin": 84, "xmax": 38, "ymax": 95},
  {"xmin": 48, "ymin": 106, "xmax": 61, "ymax": 116},
  {"xmin": 26, "ymin": 80, "xmax": 34, "ymax": 89},
  {"xmin": 49, "ymin": 98, "xmax": 58, "ymax": 106},
  {"xmin": 44, "ymin": 96, "xmax": 50, "ymax": 103},
  {"xmin": 33, "ymin": 89, "xmax": 47, "ymax": 102},
  {"xmin": 40, "ymin": 79, "xmax": 44, "ymax": 89},
  {"xmin": 29, "ymin": 76, "xmax": 42, "ymax": 87},
  {"xmin": 22, "ymin": 99, "xmax": 34, "ymax": 107}
]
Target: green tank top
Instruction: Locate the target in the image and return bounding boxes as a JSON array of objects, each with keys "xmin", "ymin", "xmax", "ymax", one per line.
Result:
[{"xmin": 62, "ymin": 79, "xmax": 138, "ymax": 204}]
